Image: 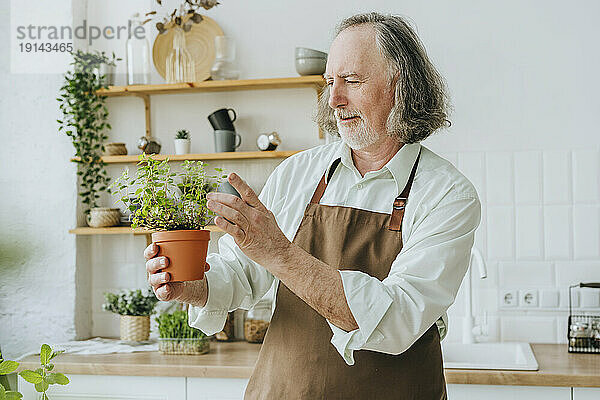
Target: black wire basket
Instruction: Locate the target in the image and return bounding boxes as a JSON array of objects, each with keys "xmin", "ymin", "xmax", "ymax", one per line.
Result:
[{"xmin": 567, "ymin": 282, "xmax": 600, "ymax": 353}]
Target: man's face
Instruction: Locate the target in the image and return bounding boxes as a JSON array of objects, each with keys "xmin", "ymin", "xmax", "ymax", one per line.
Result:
[{"xmin": 324, "ymin": 25, "xmax": 396, "ymax": 150}]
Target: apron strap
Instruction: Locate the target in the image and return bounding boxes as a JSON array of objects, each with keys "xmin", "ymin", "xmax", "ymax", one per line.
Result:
[
  {"xmin": 310, "ymin": 158, "xmax": 341, "ymax": 204},
  {"xmin": 388, "ymin": 149, "xmax": 421, "ymax": 231}
]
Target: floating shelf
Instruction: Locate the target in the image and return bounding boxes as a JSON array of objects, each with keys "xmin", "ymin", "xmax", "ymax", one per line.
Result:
[
  {"xmin": 69, "ymin": 226, "xmax": 222, "ymax": 235},
  {"xmin": 70, "ymin": 150, "xmax": 300, "ymax": 164},
  {"xmin": 96, "ymin": 76, "xmax": 325, "ymax": 97}
]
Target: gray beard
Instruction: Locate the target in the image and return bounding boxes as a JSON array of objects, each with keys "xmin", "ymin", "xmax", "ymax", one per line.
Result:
[{"xmin": 337, "ymin": 117, "xmax": 379, "ymax": 150}]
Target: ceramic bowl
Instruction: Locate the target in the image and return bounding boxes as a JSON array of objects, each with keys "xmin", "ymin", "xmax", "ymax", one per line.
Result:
[
  {"xmin": 295, "ymin": 57, "xmax": 327, "ymax": 76},
  {"xmin": 295, "ymin": 47, "xmax": 328, "ymax": 59}
]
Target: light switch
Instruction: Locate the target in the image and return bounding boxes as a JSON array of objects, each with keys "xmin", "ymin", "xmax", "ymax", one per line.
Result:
[{"xmin": 540, "ymin": 289, "xmax": 559, "ymax": 308}]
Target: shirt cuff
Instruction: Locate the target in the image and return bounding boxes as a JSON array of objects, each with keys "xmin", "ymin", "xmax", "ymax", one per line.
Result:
[
  {"xmin": 326, "ymin": 270, "xmax": 393, "ymax": 365},
  {"xmin": 187, "ymin": 271, "xmax": 229, "ymax": 336}
]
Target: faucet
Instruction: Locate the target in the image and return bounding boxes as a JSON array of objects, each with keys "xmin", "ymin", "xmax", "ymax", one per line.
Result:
[{"xmin": 462, "ymin": 246, "xmax": 488, "ymax": 344}]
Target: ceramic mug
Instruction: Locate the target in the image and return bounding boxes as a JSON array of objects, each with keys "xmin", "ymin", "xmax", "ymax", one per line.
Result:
[
  {"xmin": 208, "ymin": 108, "xmax": 237, "ymax": 131},
  {"xmin": 214, "ymin": 129, "xmax": 241, "ymax": 152}
]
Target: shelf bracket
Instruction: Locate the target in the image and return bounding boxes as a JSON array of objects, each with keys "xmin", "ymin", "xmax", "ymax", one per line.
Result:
[
  {"xmin": 314, "ymin": 84, "xmax": 325, "ymax": 139},
  {"xmin": 134, "ymin": 94, "xmax": 152, "ymax": 138}
]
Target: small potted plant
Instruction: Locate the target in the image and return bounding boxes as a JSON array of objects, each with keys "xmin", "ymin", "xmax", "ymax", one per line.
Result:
[
  {"xmin": 174, "ymin": 129, "xmax": 191, "ymax": 155},
  {"xmin": 109, "ymin": 153, "xmax": 226, "ymax": 282},
  {"xmin": 156, "ymin": 308, "xmax": 210, "ymax": 355},
  {"xmin": 102, "ymin": 288, "xmax": 159, "ymax": 341}
]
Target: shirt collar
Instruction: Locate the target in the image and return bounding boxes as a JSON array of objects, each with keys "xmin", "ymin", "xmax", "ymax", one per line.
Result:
[{"xmin": 325, "ymin": 140, "xmax": 422, "ymax": 196}]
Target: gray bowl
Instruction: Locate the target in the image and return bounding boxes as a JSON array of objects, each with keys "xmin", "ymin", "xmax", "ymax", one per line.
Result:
[
  {"xmin": 295, "ymin": 57, "xmax": 326, "ymax": 76},
  {"xmin": 295, "ymin": 47, "xmax": 328, "ymax": 59}
]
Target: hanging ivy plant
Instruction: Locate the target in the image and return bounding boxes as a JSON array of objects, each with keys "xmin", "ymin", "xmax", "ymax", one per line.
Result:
[{"xmin": 57, "ymin": 50, "xmax": 120, "ymax": 213}]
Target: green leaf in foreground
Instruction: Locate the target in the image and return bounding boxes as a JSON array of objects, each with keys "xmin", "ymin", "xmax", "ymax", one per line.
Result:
[
  {"xmin": 34, "ymin": 379, "xmax": 49, "ymax": 393},
  {"xmin": 0, "ymin": 361, "xmax": 18, "ymax": 375},
  {"xmin": 40, "ymin": 344, "xmax": 51, "ymax": 365},
  {"xmin": 18, "ymin": 370, "xmax": 42, "ymax": 385},
  {"xmin": 46, "ymin": 373, "xmax": 69, "ymax": 385}
]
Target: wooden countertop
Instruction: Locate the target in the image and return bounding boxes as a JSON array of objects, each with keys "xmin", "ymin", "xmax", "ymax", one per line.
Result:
[{"xmin": 17, "ymin": 342, "xmax": 600, "ymax": 387}]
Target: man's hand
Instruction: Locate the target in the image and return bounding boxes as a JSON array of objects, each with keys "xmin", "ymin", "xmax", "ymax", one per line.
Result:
[
  {"xmin": 206, "ymin": 173, "xmax": 292, "ymax": 270},
  {"xmin": 145, "ymin": 243, "xmax": 185, "ymax": 301}
]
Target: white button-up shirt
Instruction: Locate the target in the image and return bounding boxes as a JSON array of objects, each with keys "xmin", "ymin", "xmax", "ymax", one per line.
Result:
[{"xmin": 189, "ymin": 140, "xmax": 481, "ymax": 365}]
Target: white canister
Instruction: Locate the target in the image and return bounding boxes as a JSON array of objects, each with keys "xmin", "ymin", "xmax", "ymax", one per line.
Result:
[{"xmin": 174, "ymin": 139, "xmax": 191, "ymax": 155}]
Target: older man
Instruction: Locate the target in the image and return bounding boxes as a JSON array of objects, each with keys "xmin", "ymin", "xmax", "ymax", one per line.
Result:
[{"xmin": 146, "ymin": 12, "xmax": 480, "ymax": 399}]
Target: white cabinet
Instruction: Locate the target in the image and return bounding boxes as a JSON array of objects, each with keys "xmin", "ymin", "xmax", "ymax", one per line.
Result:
[
  {"xmin": 187, "ymin": 377, "xmax": 249, "ymax": 400},
  {"xmin": 18, "ymin": 374, "xmax": 186, "ymax": 400},
  {"xmin": 447, "ymin": 384, "xmax": 571, "ymax": 400},
  {"xmin": 573, "ymin": 387, "xmax": 600, "ymax": 400},
  {"xmin": 18, "ymin": 375, "xmax": 250, "ymax": 400}
]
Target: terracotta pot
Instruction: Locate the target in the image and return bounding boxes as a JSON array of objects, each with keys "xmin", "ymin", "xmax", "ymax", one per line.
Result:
[{"xmin": 151, "ymin": 230, "xmax": 210, "ymax": 282}]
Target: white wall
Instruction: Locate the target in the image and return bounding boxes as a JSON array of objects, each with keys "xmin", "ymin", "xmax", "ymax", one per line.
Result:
[{"xmin": 1, "ymin": 0, "xmax": 599, "ymax": 357}]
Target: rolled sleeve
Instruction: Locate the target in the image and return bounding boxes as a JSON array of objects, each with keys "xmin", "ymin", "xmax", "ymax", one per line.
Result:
[
  {"xmin": 326, "ymin": 193, "xmax": 481, "ymax": 363},
  {"xmin": 327, "ymin": 270, "xmax": 392, "ymax": 365}
]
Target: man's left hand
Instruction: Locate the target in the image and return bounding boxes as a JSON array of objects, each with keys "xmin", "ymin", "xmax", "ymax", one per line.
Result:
[{"xmin": 206, "ymin": 173, "xmax": 292, "ymax": 269}]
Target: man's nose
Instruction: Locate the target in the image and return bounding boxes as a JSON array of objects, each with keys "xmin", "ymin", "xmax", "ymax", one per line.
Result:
[{"xmin": 328, "ymin": 81, "xmax": 347, "ymax": 109}]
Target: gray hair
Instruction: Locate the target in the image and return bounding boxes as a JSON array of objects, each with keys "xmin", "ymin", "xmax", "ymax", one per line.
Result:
[{"xmin": 314, "ymin": 12, "xmax": 452, "ymax": 144}]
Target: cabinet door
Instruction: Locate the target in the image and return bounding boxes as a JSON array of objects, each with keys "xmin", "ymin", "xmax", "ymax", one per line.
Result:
[
  {"xmin": 18, "ymin": 374, "xmax": 186, "ymax": 400},
  {"xmin": 573, "ymin": 387, "xmax": 600, "ymax": 400},
  {"xmin": 187, "ymin": 377, "xmax": 249, "ymax": 400},
  {"xmin": 447, "ymin": 384, "xmax": 571, "ymax": 400}
]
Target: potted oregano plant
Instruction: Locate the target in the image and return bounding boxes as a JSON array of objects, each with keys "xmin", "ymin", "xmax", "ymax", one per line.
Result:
[
  {"xmin": 102, "ymin": 288, "xmax": 159, "ymax": 341},
  {"xmin": 156, "ymin": 308, "xmax": 209, "ymax": 355},
  {"xmin": 174, "ymin": 129, "xmax": 191, "ymax": 155},
  {"xmin": 109, "ymin": 153, "xmax": 226, "ymax": 282},
  {"xmin": 57, "ymin": 50, "xmax": 120, "ymax": 223},
  {"xmin": 0, "ymin": 344, "xmax": 70, "ymax": 400}
]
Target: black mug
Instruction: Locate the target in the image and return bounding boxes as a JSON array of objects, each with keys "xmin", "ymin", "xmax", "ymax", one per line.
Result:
[{"xmin": 208, "ymin": 108, "xmax": 237, "ymax": 131}]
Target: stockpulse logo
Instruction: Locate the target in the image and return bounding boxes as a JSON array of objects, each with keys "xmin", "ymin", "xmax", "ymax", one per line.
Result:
[{"xmin": 15, "ymin": 19, "xmax": 147, "ymax": 50}]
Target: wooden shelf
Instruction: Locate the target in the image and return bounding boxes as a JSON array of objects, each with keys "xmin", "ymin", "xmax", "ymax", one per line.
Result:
[
  {"xmin": 70, "ymin": 150, "xmax": 300, "ymax": 164},
  {"xmin": 69, "ymin": 225, "xmax": 222, "ymax": 235},
  {"xmin": 96, "ymin": 76, "xmax": 325, "ymax": 97}
]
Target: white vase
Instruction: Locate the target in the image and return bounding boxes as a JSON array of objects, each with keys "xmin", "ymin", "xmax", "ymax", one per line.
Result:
[{"xmin": 174, "ymin": 139, "xmax": 191, "ymax": 154}]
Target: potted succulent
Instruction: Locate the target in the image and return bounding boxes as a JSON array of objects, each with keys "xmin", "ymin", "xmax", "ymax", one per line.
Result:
[
  {"xmin": 174, "ymin": 129, "xmax": 191, "ymax": 155},
  {"xmin": 102, "ymin": 288, "xmax": 159, "ymax": 341},
  {"xmin": 108, "ymin": 153, "xmax": 226, "ymax": 282},
  {"xmin": 156, "ymin": 308, "xmax": 210, "ymax": 355}
]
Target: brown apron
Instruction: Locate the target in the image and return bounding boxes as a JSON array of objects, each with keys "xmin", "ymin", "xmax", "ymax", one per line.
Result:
[{"xmin": 245, "ymin": 149, "xmax": 447, "ymax": 399}]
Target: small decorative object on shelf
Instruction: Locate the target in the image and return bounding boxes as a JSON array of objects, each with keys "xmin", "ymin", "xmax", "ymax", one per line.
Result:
[
  {"xmin": 102, "ymin": 288, "xmax": 159, "ymax": 341},
  {"xmin": 108, "ymin": 153, "xmax": 227, "ymax": 282},
  {"xmin": 174, "ymin": 129, "xmax": 191, "ymax": 154},
  {"xmin": 256, "ymin": 132, "xmax": 281, "ymax": 151},
  {"xmin": 215, "ymin": 311, "xmax": 235, "ymax": 341},
  {"xmin": 104, "ymin": 142, "xmax": 128, "ymax": 156},
  {"xmin": 156, "ymin": 308, "xmax": 210, "ymax": 355},
  {"xmin": 244, "ymin": 299, "xmax": 272, "ymax": 343},
  {"xmin": 568, "ymin": 282, "xmax": 600, "ymax": 353},
  {"xmin": 137, "ymin": 135, "xmax": 162, "ymax": 154},
  {"xmin": 211, "ymin": 35, "xmax": 239, "ymax": 80},
  {"xmin": 166, "ymin": 25, "xmax": 196, "ymax": 83},
  {"xmin": 86, "ymin": 207, "xmax": 121, "ymax": 228}
]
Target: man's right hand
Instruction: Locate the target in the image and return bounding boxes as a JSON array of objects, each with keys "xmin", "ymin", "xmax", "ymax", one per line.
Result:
[
  {"xmin": 145, "ymin": 243, "xmax": 184, "ymax": 301},
  {"xmin": 144, "ymin": 243, "xmax": 210, "ymax": 307}
]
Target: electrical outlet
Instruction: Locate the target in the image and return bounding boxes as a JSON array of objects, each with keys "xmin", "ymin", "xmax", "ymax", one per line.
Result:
[
  {"xmin": 520, "ymin": 289, "xmax": 539, "ymax": 307},
  {"xmin": 499, "ymin": 290, "xmax": 518, "ymax": 307}
]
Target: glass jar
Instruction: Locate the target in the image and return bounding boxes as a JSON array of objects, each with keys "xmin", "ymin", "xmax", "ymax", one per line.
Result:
[
  {"xmin": 215, "ymin": 311, "xmax": 235, "ymax": 341},
  {"xmin": 244, "ymin": 299, "xmax": 272, "ymax": 343},
  {"xmin": 210, "ymin": 36, "xmax": 239, "ymax": 80},
  {"xmin": 126, "ymin": 14, "xmax": 150, "ymax": 85},
  {"xmin": 166, "ymin": 26, "xmax": 196, "ymax": 83}
]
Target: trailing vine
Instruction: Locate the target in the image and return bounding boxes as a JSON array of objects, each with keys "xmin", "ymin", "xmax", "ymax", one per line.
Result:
[{"xmin": 57, "ymin": 50, "xmax": 119, "ymax": 213}]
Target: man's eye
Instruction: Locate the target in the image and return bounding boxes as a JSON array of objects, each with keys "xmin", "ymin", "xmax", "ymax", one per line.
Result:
[{"xmin": 347, "ymin": 81, "xmax": 360, "ymax": 84}]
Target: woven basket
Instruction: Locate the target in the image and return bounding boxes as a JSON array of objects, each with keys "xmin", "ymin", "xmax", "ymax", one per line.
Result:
[
  {"xmin": 104, "ymin": 142, "xmax": 128, "ymax": 156},
  {"xmin": 87, "ymin": 208, "xmax": 121, "ymax": 228},
  {"xmin": 120, "ymin": 315, "xmax": 150, "ymax": 341}
]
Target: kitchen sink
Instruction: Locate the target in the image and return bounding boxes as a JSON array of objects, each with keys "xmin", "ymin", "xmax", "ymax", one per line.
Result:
[{"xmin": 442, "ymin": 342, "xmax": 539, "ymax": 371}]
